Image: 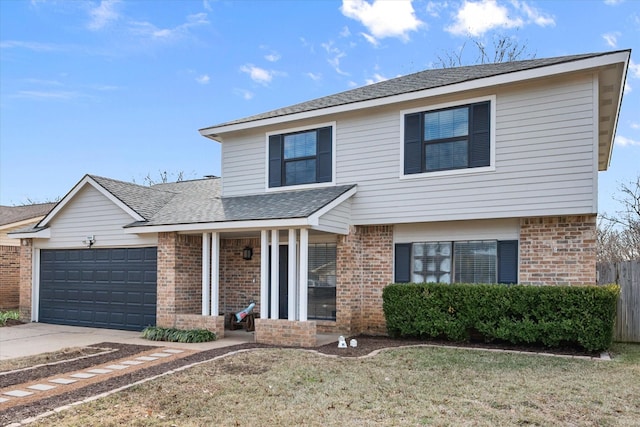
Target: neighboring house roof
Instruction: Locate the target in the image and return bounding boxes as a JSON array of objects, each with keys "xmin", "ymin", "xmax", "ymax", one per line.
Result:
[
  {"xmin": 11, "ymin": 174, "xmax": 356, "ymax": 236},
  {"xmin": 0, "ymin": 203, "xmax": 56, "ymax": 227}
]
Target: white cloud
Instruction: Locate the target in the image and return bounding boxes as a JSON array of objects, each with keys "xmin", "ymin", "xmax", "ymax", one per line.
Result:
[
  {"xmin": 426, "ymin": 1, "xmax": 448, "ymax": 17},
  {"xmin": 306, "ymin": 72, "xmax": 322, "ymax": 81},
  {"xmin": 629, "ymin": 59, "xmax": 640, "ymax": 79},
  {"xmin": 322, "ymin": 41, "xmax": 349, "ymax": 75},
  {"xmin": 0, "ymin": 40, "xmax": 62, "ymax": 52},
  {"xmin": 340, "ymin": 0, "xmax": 423, "ymax": 43},
  {"xmin": 14, "ymin": 90, "xmax": 84, "ymax": 100},
  {"xmin": 130, "ymin": 13, "xmax": 209, "ymax": 41},
  {"xmin": 631, "ymin": 122, "xmax": 640, "ymax": 130},
  {"xmin": 87, "ymin": 0, "xmax": 121, "ymax": 31},
  {"xmin": 196, "ymin": 74, "xmax": 210, "ymax": 84},
  {"xmin": 361, "ymin": 32, "xmax": 379, "ymax": 46},
  {"xmin": 446, "ymin": 0, "xmax": 554, "ymax": 37},
  {"xmin": 203, "ymin": 0, "xmax": 213, "ymax": 12},
  {"xmin": 365, "ymin": 73, "xmax": 388, "ymax": 85},
  {"xmin": 264, "ymin": 52, "xmax": 281, "ymax": 62},
  {"xmin": 234, "ymin": 88, "xmax": 254, "ymax": 100},
  {"xmin": 340, "ymin": 26, "xmax": 351, "ymax": 37},
  {"xmin": 604, "ymin": 0, "xmax": 624, "ymax": 5},
  {"xmin": 615, "ymin": 135, "xmax": 640, "ymax": 147},
  {"xmin": 602, "ymin": 32, "xmax": 620, "ymax": 48},
  {"xmin": 240, "ymin": 64, "xmax": 275, "ymax": 85}
]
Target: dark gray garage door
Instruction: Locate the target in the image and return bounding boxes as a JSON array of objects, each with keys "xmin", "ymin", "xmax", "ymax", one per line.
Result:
[{"xmin": 39, "ymin": 247, "xmax": 157, "ymax": 331}]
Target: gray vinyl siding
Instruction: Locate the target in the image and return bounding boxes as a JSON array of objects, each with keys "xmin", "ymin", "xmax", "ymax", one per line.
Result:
[
  {"xmin": 221, "ymin": 72, "xmax": 597, "ymax": 225},
  {"xmin": 317, "ymin": 199, "xmax": 351, "ymax": 234},
  {"xmin": 36, "ymin": 186, "xmax": 157, "ymax": 249}
]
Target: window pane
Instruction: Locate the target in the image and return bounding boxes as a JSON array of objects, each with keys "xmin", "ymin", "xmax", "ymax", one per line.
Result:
[
  {"xmin": 454, "ymin": 241, "xmax": 497, "ymax": 284},
  {"xmin": 424, "ymin": 107, "xmax": 468, "ymax": 141},
  {"xmin": 425, "ymin": 140, "xmax": 468, "ymax": 171},
  {"xmin": 308, "ymin": 243, "xmax": 336, "ymax": 320},
  {"xmin": 411, "ymin": 242, "xmax": 452, "ymax": 283},
  {"xmin": 285, "ymin": 159, "xmax": 316, "ymax": 185},
  {"xmin": 284, "ymin": 131, "xmax": 317, "ymax": 159}
]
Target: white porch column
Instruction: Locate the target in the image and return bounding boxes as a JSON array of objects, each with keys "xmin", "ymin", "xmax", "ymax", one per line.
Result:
[
  {"xmin": 270, "ymin": 230, "xmax": 280, "ymax": 319},
  {"xmin": 260, "ymin": 230, "xmax": 269, "ymax": 319},
  {"xmin": 201, "ymin": 233, "xmax": 211, "ymax": 315},
  {"xmin": 288, "ymin": 229, "xmax": 298, "ymax": 320},
  {"xmin": 298, "ymin": 228, "xmax": 309, "ymax": 321},
  {"xmin": 210, "ymin": 232, "xmax": 220, "ymax": 316}
]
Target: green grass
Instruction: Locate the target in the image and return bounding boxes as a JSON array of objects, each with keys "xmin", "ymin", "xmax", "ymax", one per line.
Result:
[
  {"xmin": 0, "ymin": 310, "xmax": 19, "ymax": 326},
  {"xmin": 33, "ymin": 342, "xmax": 640, "ymax": 426}
]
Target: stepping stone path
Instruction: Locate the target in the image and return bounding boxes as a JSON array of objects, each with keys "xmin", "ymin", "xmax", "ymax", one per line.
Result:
[{"xmin": 0, "ymin": 347, "xmax": 192, "ymax": 411}]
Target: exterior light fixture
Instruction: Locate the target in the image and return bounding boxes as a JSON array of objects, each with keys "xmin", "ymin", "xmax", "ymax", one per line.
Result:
[
  {"xmin": 83, "ymin": 235, "xmax": 96, "ymax": 248},
  {"xmin": 242, "ymin": 246, "xmax": 253, "ymax": 260}
]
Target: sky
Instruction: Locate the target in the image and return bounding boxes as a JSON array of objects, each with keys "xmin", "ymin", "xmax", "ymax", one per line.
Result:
[{"xmin": 0, "ymin": 0, "xmax": 638, "ymax": 218}]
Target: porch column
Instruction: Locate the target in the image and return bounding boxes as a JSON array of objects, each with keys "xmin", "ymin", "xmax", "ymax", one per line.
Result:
[
  {"xmin": 288, "ymin": 229, "xmax": 298, "ymax": 320},
  {"xmin": 298, "ymin": 228, "xmax": 309, "ymax": 321},
  {"xmin": 270, "ymin": 229, "xmax": 279, "ymax": 319},
  {"xmin": 260, "ymin": 230, "xmax": 269, "ymax": 319},
  {"xmin": 210, "ymin": 232, "xmax": 220, "ymax": 316},
  {"xmin": 201, "ymin": 233, "xmax": 211, "ymax": 315}
]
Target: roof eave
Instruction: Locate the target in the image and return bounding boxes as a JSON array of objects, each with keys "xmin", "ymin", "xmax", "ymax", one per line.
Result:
[{"xmin": 200, "ymin": 50, "xmax": 632, "ymax": 139}]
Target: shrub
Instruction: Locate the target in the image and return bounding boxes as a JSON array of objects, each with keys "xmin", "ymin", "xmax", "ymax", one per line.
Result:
[
  {"xmin": 383, "ymin": 283, "xmax": 619, "ymax": 352},
  {"xmin": 0, "ymin": 310, "xmax": 20, "ymax": 326},
  {"xmin": 141, "ymin": 326, "xmax": 217, "ymax": 343}
]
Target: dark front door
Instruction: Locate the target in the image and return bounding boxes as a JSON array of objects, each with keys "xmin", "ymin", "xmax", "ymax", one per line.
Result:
[
  {"xmin": 269, "ymin": 245, "xmax": 289, "ymax": 319},
  {"xmin": 39, "ymin": 247, "xmax": 157, "ymax": 331}
]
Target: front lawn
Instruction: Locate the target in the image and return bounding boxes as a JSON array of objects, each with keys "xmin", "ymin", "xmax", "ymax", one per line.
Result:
[{"xmin": 33, "ymin": 342, "xmax": 640, "ymax": 426}]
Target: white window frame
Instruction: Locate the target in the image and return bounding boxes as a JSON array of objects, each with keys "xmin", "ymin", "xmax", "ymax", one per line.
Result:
[
  {"xmin": 265, "ymin": 121, "xmax": 337, "ymax": 192},
  {"xmin": 399, "ymin": 95, "xmax": 496, "ymax": 180}
]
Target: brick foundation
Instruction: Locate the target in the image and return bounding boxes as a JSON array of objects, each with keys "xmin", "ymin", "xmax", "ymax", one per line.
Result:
[
  {"xmin": 0, "ymin": 246, "xmax": 20, "ymax": 310},
  {"xmin": 173, "ymin": 314, "xmax": 225, "ymax": 338},
  {"xmin": 519, "ymin": 215, "xmax": 597, "ymax": 285},
  {"xmin": 255, "ymin": 318, "xmax": 317, "ymax": 347},
  {"xmin": 18, "ymin": 240, "xmax": 32, "ymax": 321}
]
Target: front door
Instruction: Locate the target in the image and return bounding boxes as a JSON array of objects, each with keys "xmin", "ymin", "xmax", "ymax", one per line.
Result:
[{"xmin": 268, "ymin": 245, "xmax": 289, "ymax": 319}]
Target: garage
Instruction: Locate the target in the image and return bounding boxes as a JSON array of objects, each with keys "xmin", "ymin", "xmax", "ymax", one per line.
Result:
[{"xmin": 39, "ymin": 247, "xmax": 157, "ymax": 331}]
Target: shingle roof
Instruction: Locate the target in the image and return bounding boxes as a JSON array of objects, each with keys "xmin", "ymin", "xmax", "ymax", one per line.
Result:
[
  {"xmin": 201, "ymin": 51, "xmax": 618, "ymax": 131},
  {"xmin": 0, "ymin": 203, "xmax": 56, "ymax": 227},
  {"xmin": 135, "ymin": 183, "xmax": 355, "ymax": 226}
]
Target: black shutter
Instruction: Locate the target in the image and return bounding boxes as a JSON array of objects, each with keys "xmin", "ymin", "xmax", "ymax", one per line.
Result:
[
  {"xmin": 404, "ymin": 113, "xmax": 422, "ymax": 174},
  {"xmin": 469, "ymin": 101, "xmax": 490, "ymax": 168},
  {"xmin": 394, "ymin": 243, "xmax": 412, "ymax": 283},
  {"xmin": 497, "ymin": 240, "xmax": 518, "ymax": 284},
  {"xmin": 268, "ymin": 134, "xmax": 283, "ymax": 188},
  {"xmin": 317, "ymin": 127, "xmax": 332, "ymax": 183}
]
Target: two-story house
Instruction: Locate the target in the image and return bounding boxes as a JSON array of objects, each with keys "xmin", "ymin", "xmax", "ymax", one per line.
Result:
[{"xmin": 13, "ymin": 49, "xmax": 629, "ymax": 347}]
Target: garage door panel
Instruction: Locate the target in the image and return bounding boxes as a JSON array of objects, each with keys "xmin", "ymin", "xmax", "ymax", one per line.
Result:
[{"xmin": 39, "ymin": 248, "xmax": 157, "ymax": 331}]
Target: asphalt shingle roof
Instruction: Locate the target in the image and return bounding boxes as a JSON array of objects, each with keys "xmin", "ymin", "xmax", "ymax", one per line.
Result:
[
  {"xmin": 201, "ymin": 51, "xmax": 616, "ymax": 131},
  {"xmin": 0, "ymin": 203, "xmax": 56, "ymax": 227}
]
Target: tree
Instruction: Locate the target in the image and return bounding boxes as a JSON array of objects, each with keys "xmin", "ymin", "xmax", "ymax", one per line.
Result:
[
  {"xmin": 435, "ymin": 32, "xmax": 536, "ymax": 68},
  {"xmin": 134, "ymin": 170, "xmax": 196, "ymax": 186},
  {"xmin": 597, "ymin": 176, "xmax": 640, "ymax": 262}
]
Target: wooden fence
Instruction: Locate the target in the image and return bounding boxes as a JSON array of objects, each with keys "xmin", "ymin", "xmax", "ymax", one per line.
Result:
[{"xmin": 597, "ymin": 260, "xmax": 640, "ymax": 343}]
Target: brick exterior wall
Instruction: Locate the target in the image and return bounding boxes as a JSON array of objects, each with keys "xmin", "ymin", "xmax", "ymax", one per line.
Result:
[
  {"xmin": 255, "ymin": 318, "xmax": 317, "ymax": 347},
  {"xmin": 18, "ymin": 240, "xmax": 32, "ymax": 321},
  {"xmin": 519, "ymin": 215, "xmax": 597, "ymax": 285},
  {"xmin": 0, "ymin": 246, "xmax": 20, "ymax": 310},
  {"xmin": 157, "ymin": 233, "xmax": 203, "ymax": 327},
  {"xmin": 173, "ymin": 314, "xmax": 225, "ymax": 338},
  {"xmin": 220, "ymin": 238, "xmax": 261, "ymax": 315}
]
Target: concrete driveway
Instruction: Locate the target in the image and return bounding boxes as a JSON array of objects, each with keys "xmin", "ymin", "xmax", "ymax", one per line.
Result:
[{"xmin": 0, "ymin": 322, "xmax": 254, "ymax": 361}]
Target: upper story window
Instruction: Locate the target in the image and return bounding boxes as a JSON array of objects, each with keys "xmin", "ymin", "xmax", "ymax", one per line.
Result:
[
  {"xmin": 404, "ymin": 100, "xmax": 491, "ymax": 175},
  {"xmin": 268, "ymin": 126, "xmax": 333, "ymax": 188}
]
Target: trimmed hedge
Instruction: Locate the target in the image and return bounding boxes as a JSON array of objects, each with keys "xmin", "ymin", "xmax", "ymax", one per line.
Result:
[{"xmin": 382, "ymin": 283, "xmax": 619, "ymax": 352}]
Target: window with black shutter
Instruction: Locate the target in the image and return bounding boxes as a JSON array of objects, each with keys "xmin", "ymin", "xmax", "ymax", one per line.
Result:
[
  {"xmin": 404, "ymin": 101, "xmax": 491, "ymax": 174},
  {"xmin": 269, "ymin": 126, "xmax": 333, "ymax": 188}
]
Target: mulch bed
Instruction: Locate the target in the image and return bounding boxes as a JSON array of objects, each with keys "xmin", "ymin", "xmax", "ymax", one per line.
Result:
[{"xmin": 0, "ymin": 336, "xmax": 599, "ymax": 425}]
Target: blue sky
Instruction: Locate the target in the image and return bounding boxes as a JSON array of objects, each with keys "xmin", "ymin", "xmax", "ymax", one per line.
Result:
[{"xmin": 1, "ymin": 0, "xmax": 638, "ymax": 218}]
